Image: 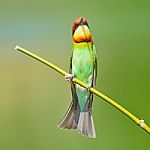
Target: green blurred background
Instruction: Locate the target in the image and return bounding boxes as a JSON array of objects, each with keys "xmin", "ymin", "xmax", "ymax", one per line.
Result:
[{"xmin": 0, "ymin": 0, "xmax": 149, "ymax": 150}]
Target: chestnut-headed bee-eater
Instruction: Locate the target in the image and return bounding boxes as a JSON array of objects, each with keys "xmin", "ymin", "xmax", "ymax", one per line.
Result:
[{"xmin": 58, "ymin": 17, "xmax": 97, "ymax": 138}]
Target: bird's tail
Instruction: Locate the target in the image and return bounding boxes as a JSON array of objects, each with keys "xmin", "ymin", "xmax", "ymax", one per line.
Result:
[
  {"xmin": 58, "ymin": 102, "xmax": 96, "ymax": 138},
  {"xmin": 77, "ymin": 110, "xmax": 96, "ymax": 138}
]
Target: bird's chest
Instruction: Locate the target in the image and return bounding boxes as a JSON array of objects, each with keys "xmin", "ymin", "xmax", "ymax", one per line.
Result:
[{"xmin": 72, "ymin": 48, "xmax": 93, "ymax": 83}]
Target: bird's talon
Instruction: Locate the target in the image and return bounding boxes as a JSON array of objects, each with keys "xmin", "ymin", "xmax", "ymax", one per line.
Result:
[
  {"xmin": 65, "ymin": 74, "xmax": 74, "ymax": 81},
  {"xmin": 139, "ymin": 119, "xmax": 145, "ymax": 128},
  {"xmin": 87, "ymin": 85, "xmax": 92, "ymax": 91}
]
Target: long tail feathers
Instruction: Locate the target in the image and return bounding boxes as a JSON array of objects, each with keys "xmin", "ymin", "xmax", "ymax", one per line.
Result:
[
  {"xmin": 58, "ymin": 103, "xmax": 96, "ymax": 138},
  {"xmin": 77, "ymin": 111, "xmax": 96, "ymax": 138},
  {"xmin": 58, "ymin": 102, "xmax": 80, "ymax": 129}
]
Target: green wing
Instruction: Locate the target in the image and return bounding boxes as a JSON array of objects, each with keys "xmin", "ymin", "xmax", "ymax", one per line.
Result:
[
  {"xmin": 69, "ymin": 55, "xmax": 72, "ymax": 74},
  {"xmin": 93, "ymin": 45, "xmax": 97, "ymax": 87}
]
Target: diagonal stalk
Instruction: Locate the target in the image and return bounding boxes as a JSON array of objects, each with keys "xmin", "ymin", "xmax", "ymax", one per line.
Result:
[{"xmin": 15, "ymin": 45, "xmax": 150, "ymax": 134}]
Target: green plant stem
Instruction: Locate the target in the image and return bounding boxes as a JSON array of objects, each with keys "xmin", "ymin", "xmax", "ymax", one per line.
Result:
[{"xmin": 15, "ymin": 45, "xmax": 150, "ymax": 134}]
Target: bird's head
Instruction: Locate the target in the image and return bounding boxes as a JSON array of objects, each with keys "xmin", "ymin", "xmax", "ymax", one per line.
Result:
[{"xmin": 72, "ymin": 17, "xmax": 92, "ymax": 43}]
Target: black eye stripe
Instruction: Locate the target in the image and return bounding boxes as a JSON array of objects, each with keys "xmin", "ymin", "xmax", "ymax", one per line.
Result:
[
  {"xmin": 84, "ymin": 21, "xmax": 90, "ymax": 28},
  {"xmin": 72, "ymin": 24, "xmax": 78, "ymax": 35},
  {"xmin": 75, "ymin": 24, "xmax": 78, "ymax": 30}
]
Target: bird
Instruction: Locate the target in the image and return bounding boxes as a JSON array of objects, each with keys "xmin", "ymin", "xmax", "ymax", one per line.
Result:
[{"xmin": 58, "ymin": 17, "xmax": 97, "ymax": 138}]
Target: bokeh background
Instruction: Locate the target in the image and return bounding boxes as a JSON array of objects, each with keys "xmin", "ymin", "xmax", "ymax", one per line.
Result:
[{"xmin": 0, "ymin": 0, "xmax": 150, "ymax": 150}]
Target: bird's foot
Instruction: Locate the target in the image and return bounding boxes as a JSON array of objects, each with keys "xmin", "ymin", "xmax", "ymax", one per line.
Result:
[
  {"xmin": 65, "ymin": 73, "xmax": 74, "ymax": 82},
  {"xmin": 139, "ymin": 118, "xmax": 145, "ymax": 128},
  {"xmin": 87, "ymin": 85, "xmax": 92, "ymax": 91}
]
